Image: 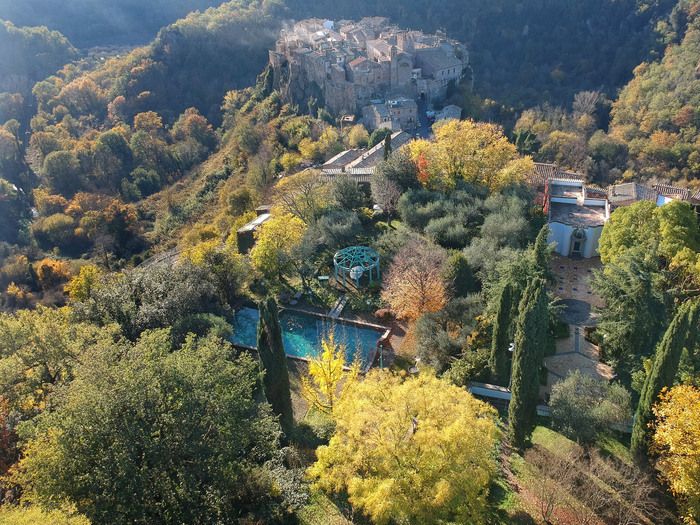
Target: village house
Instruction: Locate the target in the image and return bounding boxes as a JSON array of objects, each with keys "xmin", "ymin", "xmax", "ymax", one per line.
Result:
[
  {"xmin": 269, "ymin": 18, "xmax": 468, "ymax": 117},
  {"xmin": 535, "ymin": 162, "xmax": 700, "ymax": 258},
  {"xmin": 321, "ymin": 131, "xmax": 412, "ymax": 183}
]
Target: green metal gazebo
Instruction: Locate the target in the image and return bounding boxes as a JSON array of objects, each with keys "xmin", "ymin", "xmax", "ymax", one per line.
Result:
[{"xmin": 333, "ymin": 246, "xmax": 380, "ymax": 287}]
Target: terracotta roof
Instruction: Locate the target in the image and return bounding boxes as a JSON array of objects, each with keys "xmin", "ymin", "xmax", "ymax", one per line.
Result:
[
  {"xmin": 348, "ymin": 56, "xmax": 368, "ymax": 68},
  {"xmin": 530, "ymin": 163, "xmax": 558, "ymax": 187},
  {"xmin": 529, "ymin": 163, "xmax": 586, "ymax": 188},
  {"xmin": 653, "ymin": 184, "xmax": 691, "ymax": 201}
]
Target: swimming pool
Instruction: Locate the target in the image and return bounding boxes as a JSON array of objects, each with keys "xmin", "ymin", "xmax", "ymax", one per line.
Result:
[{"xmin": 230, "ymin": 307, "xmax": 386, "ymax": 370}]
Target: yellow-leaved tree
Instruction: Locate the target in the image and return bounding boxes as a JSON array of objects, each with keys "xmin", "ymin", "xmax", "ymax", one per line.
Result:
[
  {"xmin": 308, "ymin": 371, "xmax": 500, "ymax": 525},
  {"xmin": 653, "ymin": 385, "xmax": 700, "ymax": 524},
  {"xmin": 301, "ymin": 332, "xmax": 360, "ymax": 415},
  {"xmin": 406, "ymin": 119, "xmax": 534, "ymax": 191},
  {"xmin": 273, "ymin": 170, "xmax": 331, "ymax": 224},
  {"xmin": 250, "ymin": 213, "xmax": 306, "ymax": 281},
  {"xmin": 65, "ymin": 264, "xmax": 103, "ymax": 302}
]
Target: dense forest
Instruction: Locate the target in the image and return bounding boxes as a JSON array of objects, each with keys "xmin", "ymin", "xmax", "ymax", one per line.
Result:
[
  {"xmin": 0, "ymin": 0, "xmax": 225, "ymax": 47},
  {"xmin": 1, "ymin": 0, "xmax": 700, "ymax": 523}
]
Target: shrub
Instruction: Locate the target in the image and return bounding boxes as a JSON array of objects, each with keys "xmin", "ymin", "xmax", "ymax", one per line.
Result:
[{"xmin": 550, "ymin": 371, "xmax": 631, "ymax": 443}]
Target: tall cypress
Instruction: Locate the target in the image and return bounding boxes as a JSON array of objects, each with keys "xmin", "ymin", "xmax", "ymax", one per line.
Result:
[
  {"xmin": 257, "ymin": 297, "xmax": 294, "ymax": 437},
  {"xmin": 490, "ymin": 281, "xmax": 514, "ymax": 385},
  {"xmin": 383, "ymin": 133, "xmax": 392, "ymax": 160},
  {"xmin": 631, "ymin": 299, "xmax": 699, "ymax": 459},
  {"xmin": 532, "ymin": 225, "xmax": 553, "ymax": 282},
  {"xmin": 508, "ymin": 278, "xmax": 549, "ymax": 450}
]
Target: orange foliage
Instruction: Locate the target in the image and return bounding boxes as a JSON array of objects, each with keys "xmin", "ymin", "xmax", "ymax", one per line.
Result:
[
  {"xmin": 381, "ymin": 240, "xmax": 448, "ymax": 321},
  {"xmin": 34, "ymin": 259, "xmax": 72, "ymax": 290}
]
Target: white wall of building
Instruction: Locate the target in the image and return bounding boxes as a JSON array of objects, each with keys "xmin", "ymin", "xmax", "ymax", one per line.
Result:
[
  {"xmin": 583, "ymin": 226, "xmax": 603, "ymax": 258},
  {"xmin": 547, "ymin": 222, "xmax": 603, "ymax": 258},
  {"xmin": 548, "ymin": 222, "xmax": 572, "ymax": 257}
]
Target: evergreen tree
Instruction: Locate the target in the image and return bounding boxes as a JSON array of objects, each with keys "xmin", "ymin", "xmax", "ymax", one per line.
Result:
[
  {"xmin": 256, "ymin": 297, "xmax": 294, "ymax": 436},
  {"xmin": 508, "ymin": 278, "xmax": 549, "ymax": 450},
  {"xmin": 531, "ymin": 225, "xmax": 553, "ymax": 282},
  {"xmin": 383, "ymin": 133, "xmax": 392, "ymax": 161},
  {"xmin": 631, "ymin": 300, "xmax": 699, "ymax": 459},
  {"xmin": 490, "ymin": 281, "xmax": 514, "ymax": 385}
]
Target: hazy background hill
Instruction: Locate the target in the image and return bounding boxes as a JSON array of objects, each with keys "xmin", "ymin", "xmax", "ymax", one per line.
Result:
[
  {"xmin": 0, "ymin": 0, "xmax": 226, "ymax": 47},
  {"xmin": 0, "ymin": 0, "xmax": 675, "ymax": 110}
]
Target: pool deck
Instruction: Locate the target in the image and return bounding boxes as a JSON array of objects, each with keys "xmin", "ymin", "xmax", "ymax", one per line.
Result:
[{"xmin": 230, "ymin": 303, "xmax": 391, "ymax": 372}]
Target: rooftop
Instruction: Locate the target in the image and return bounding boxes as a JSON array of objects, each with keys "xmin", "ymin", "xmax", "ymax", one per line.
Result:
[{"xmin": 549, "ymin": 202, "xmax": 607, "ymax": 228}]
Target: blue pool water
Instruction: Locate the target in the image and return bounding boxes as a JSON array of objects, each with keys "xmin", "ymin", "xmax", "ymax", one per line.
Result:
[{"xmin": 230, "ymin": 307, "xmax": 383, "ymax": 368}]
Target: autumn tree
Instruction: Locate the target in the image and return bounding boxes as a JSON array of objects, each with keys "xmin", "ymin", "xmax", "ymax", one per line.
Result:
[
  {"xmin": 309, "ymin": 372, "xmax": 500, "ymax": 525},
  {"xmin": 65, "ymin": 265, "xmax": 103, "ymax": 302},
  {"xmin": 133, "ymin": 111, "xmax": 163, "ymax": 133},
  {"xmin": 300, "ymin": 333, "xmax": 360, "ymax": 415},
  {"xmin": 256, "ymin": 297, "xmax": 294, "ymax": 436},
  {"xmin": 509, "ymin": 278, "xmax": 549, "ymax": 450},
  {"xmin": 273, "ymin": 170, "xmax": 330, "ymax": 224},
  {"xmin": 652, "ymin": 385, "xmax": 700, "ymax": 523},
  {"xmin": 250, "ymin": 213, "xmax": 306, "ymax": 282},
  {"xmin": 346, "ymin": 123, "xmax": 369, "ymax": 148},
  {"xmin": 381, "ymin": 239, "xmax": 448, "ymax": 321},
  {"xmin": 0, "ymin": 506, "xmax": 89, "ymax": 525},
  {"xmin": 406, "ymin": 119, "xmax": 534, "ymax": 191}
]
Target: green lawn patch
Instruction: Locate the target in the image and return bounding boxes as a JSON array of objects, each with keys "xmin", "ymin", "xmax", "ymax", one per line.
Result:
[{"xmin": 298, "ymin": 491, "xmax": 353, "ymax": 525}]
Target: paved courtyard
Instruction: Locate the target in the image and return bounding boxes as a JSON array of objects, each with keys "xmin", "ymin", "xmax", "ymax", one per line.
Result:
[
  {"xmin": 544, "ymin": 255, "xmax": 614, "ymax": 392},
  {"xmin": 551, "ymin": 255, "xmax": 605, "ymax": 310}
]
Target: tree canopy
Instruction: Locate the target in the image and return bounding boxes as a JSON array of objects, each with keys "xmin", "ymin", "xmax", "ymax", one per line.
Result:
[
  {"xmin": 11, "ymin": 330, "xmax": 301, "ymax": 524},
  {"xmin": 309, "ymin": 371, "xmax": 500, "ymax": 525}
]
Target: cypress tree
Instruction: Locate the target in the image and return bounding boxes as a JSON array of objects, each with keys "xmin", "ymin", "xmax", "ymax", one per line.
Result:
[
  {"xmin": 383, "ymin": 133, "xmax": 392, "ymax": 160},
  {"xmin": 508, "ymin": 278, "xmax": 549, "ymax": 450},
  {"xmin": 531, "ymin": 225, "xmax": 553, "ymax": 282},
  {"xmin": 631, "ymin": 299, "xmax": 699, "ymax": 459},
  {"xmin": 490, "ymin": 281, "xmax": 514, "ymax": 385},
  {"xmin": 257, "ymin": 297, "xmax": 294, "ymax": 436}
]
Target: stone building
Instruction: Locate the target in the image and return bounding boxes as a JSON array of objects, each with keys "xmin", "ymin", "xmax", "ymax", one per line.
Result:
[{"xmin": 269, "ymin": 18, "xmax": 468, "ymax": 118}]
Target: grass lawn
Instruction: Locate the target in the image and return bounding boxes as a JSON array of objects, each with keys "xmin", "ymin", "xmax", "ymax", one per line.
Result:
[{"xmin": 298, "ymin": 491, "xmax": 353, "ymax": 525}]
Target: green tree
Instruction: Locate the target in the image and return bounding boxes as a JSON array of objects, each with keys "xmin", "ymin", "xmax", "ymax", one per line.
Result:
[
  {"xmin": 368, "ymin": 127, "xmax": 391, "ymax": 148},
  {"xmin": 374, "ymin": 149, "xmax": 419, "ymax": 191},
  {"xmin": 0, "ymin": 306, "xmax": 115, "ymax": 419},
  {"xmin": 256, "ymin": 297, "xmax": 294, "ymax": 437},
  {"xmin": 508, "ymin": 278, "xmax": 549, "ymax": 450},
  {"xmin": 550, "ymin": 371, "xmax": 631, "ymax": 444},
  {"xmin": 531, "ymin": 224, "xmax": 553, "ymax": 281},
  {"xmin": 43, "ymin": 150, "xmax": 83, "ymax": 197},
  {"xmin": 12, "ymin": 330, "xmax": 300, "ymax": 524},
  {"xmin": 490, "ymin": 281, "xmax": 514, "ymax": 385},
  {"xmin": 383, "ymin": 132, "xmax": 392, "ymax": 160},
  {"xmin": 592, "ymin": 248, "xmax": 668, "ymax": 379},
  {"xmin": 631, "ymin": 299, "xmax": 700, "ymax": 459},
  {"xmin": 331, "ymin": 175, "xmax": 366, "ymax": 211}
]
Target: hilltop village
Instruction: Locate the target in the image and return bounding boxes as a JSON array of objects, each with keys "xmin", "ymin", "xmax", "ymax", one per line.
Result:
[{"xmin": 269, "ymin": 17, "xmax": 469, "ymax": 129}]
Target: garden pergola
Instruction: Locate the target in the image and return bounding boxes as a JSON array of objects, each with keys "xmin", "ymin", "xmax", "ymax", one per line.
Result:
[{"xmin": 333, "ymin": 246, "xmax": 380, "ymax": 287}]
